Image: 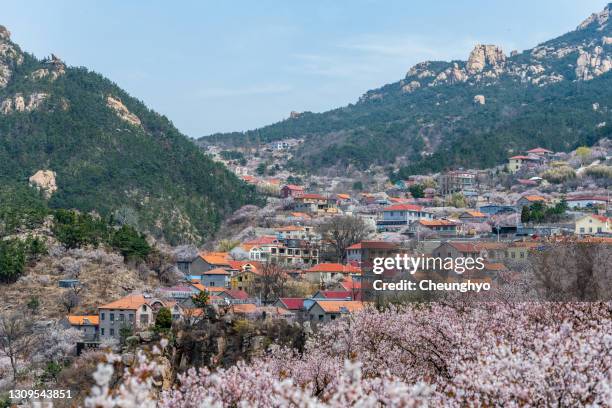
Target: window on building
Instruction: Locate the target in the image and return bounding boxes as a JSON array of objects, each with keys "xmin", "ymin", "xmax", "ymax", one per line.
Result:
[
  {"xmin": 110, "ymin": 313, "xmax": 114, "ymax": 321},
  {"xmin": 101, "ymin": 313, "xmax": 105, "ymax": 321},
  {"xmin": 101, "ymin": 328, "xmax": 105, "ymax": 335},
  {"xmin": 318, "ymin": 315, "xmax": 324, "ymax": 321},
  {"xmin": 110, "ymin": 329, "xmax": 114, "ymax": 336},
  {"xmin": 119, "ymin": 314, "xmax": 125, "ymax": 321}
]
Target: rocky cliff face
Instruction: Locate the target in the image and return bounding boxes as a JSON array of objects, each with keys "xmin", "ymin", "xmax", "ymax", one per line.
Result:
[
  {"xmin": 0, "ymin": 25, "xmax": 23, "ymax": 88},
  {"xmin": 29, "ymin": 170, "xmax": 57, "ymax": 198},
  {"xmin": 466, "ymin": 44, "xmax": 506, "ymax": 73},
  {"xmin": 397, "ymin": 3, "xmax": 612, "ymax": 94},
  {"xmin": 106, "ymin": 95, "xmax": 142, "ymax": 126},
  {"xmin": 1, "ymin": 92, "xmax": 48, "ymax": 114}
]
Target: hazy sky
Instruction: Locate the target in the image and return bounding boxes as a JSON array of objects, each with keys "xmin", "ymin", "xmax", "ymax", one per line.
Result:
[{"xmin": 1, "ymin": 1, "xmax": 606, "ymax": 137}]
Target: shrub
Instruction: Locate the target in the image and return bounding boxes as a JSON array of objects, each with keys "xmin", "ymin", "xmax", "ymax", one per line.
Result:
[
  {"xmin": 541, "ymin": 166, "xmax": 576, "ymax": 183},
  {"xmin": 109, "ymin": 225, "xmax": 151, "ymax": 263},
  {"xmin": 155, "ymin": 307, "xmax": 173, "ymax": 331},
  {"xmin": 584, "ymin": 164, "xmax": 612, "ymax": 179},
  {"xmin": 0, "ymin": 239, "xmax": 26, "ymax": 283},
  {"xmin": 52, "ymin": 210, "xmax": 109, "ymax": 249}
]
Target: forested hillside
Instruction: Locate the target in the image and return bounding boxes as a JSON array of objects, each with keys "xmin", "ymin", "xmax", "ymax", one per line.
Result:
[
  {"xmin": 201, "ymin": 3, "xmax": 612, "ymax": 178},
  {"xmin": 0, "ymin": 26, "xmax": 260, "ymax": 244}
]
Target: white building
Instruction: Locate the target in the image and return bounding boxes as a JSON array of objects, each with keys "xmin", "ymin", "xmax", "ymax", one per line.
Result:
[{"xmin": 376, "ymin": 203, "xmax": 433, "ymax": 231}]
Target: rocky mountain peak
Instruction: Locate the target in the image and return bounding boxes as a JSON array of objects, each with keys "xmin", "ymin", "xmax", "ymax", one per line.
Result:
[
  {"xmin": 466, "ymin": 44, "xmax": 506, "ymax": 73},
  {"xmin": 0, "ymin": 25, "xmax": 10, "ymax": 41},
  {"xmin": 577, "ymin": 3, "xmax": 612, "ymax": 31}
]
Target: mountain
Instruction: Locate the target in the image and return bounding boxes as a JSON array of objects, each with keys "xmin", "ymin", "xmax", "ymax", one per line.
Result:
[
  {"xmin": 201, "ymin": 4, "xmax": 612, "ymax": 178},
  {"xmin": 0, "ymin": 25, "xmax": 260, "ymax": 245}
]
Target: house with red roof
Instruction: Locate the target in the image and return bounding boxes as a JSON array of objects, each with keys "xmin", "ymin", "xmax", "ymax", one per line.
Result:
[
  {"xmin": 217, "ymin": 289, "xmax": 251, "ymax": 304},
  {"xmin": 565, "ymin": 195, "xmax": 610, "ymax": 209},
  {"xmin": 281, "ymin": 184, "xmax": 304, "ymax": 198},
  {"xmin": 273, "ymin": 298, "xmax": 307, "ymax": 319},
  {"xmin": 312, "ymin": 290, "xmax": 354, "ymax": 300},
  {"xmin": 507, "ymin": 154, "xmax": 545, "ymax": 174},
  {"xmin": 526, "ymin": 147, "xmax": 554, "ymax": 156},
  {"xmin": 377, "ymin": 203, "xmax": 433, "ymax": 232}
]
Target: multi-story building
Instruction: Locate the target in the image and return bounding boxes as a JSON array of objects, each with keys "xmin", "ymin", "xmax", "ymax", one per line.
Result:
[
  {"xmin": 98, "ymin": 294, "xmax": 181, "ymax": 341},
  {"xmin": 294, "ymin": 194, "xmax": 336, "ymax": 213},
  {"xmin": 346, "ymin": 241, "xmax": 401, "ymax": 266},
  {"xmin": 575, "ymin": 214, "xmax": 611, "ymax": 235},
  {"xmin": 408, "ymin": 219, "xmax": 459, "ymax": 237},
  {"xmin": 281, "ymin": 184, "xmax": 304, "ymax": 198},
  {"xmin": 275, "ymin": 225, "xmax": 318, "ymax": 241},
  {"xmin": 376, "ymin": 203, "xmax": 433, "ymax": 231},
  {"xmin": 63, "ymin": 315, "xmax": 99, "ymax": 341},
  {"xmin": 507, "ymin": 155, "xmax": 544, "ymax": 174},
  {"xmin": 438, "ymin": 171, "xmax": 477, "ymax": 196},
  {"xmin": 269, "ymin": 239, "xmax": 319, "ymax": 266}
]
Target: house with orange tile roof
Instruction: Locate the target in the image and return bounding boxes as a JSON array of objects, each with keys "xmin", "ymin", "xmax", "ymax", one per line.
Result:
[
  {"xmin": 275, "ymin": 225, "xmax": 315, "ymax": 240},
  {"xmin": 516, "ymin": 195, "xmax": 547, "ymax": 208},
  {"xmin": 409, "ymin": 219, "xmax": 459, "ymax": 237},
  {"xmin": 458, "ymin": 210, "xmax": 488, "ymax": 222},
  {"xmin": 289, "ymin": 212, "xmax": 311, "ymax": 220},
  {"xmin": 575, "ymin": 214, "xmax": 611, "ymax": 235},
  {"xmin": 506, "ymin": 241, "xmax": 541, "ymax": 261},
  {"xmin": 176, "ymin": 251, "xmax": 231, "ymax": 277},
  {"xmin": 346, "ymin": 241, "xmax": 401, "ymax": 265},
  {"xmin": 241, "ymin": 175, "xmax": 260, "ymax": 185},
  {"xmin": 305, "ymin": 300, "xmax": 365, "ymax": 323},
  {"xmin": 302, "ymin": 263, "xmax": 361, "ymax": 284},
  {"xmin": 98, "ymin": 294, "xmax": 154, "ymax": 341},
  {"xmin": 201, "ymin": 267, "xmax": 231, "ymax": 288},
  {"xmin": 236, "ymin": 236, "xmax": 280, "ymax": 261},
  {"xmin": 63, "ymin": 315, "xmax": 99, "ymax": 340},
  {"xmin": 96, "ymin": 294, "xmax": 185, "ymax": 341},
  {"xmin": 190, "ymin": 282, "xmax": 227, "ymax": 294}
]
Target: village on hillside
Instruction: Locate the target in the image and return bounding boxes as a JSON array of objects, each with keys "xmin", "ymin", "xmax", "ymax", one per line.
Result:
[{"xmin": 58, "ymin": 138, "xmax": 612, "ymax": 346}]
